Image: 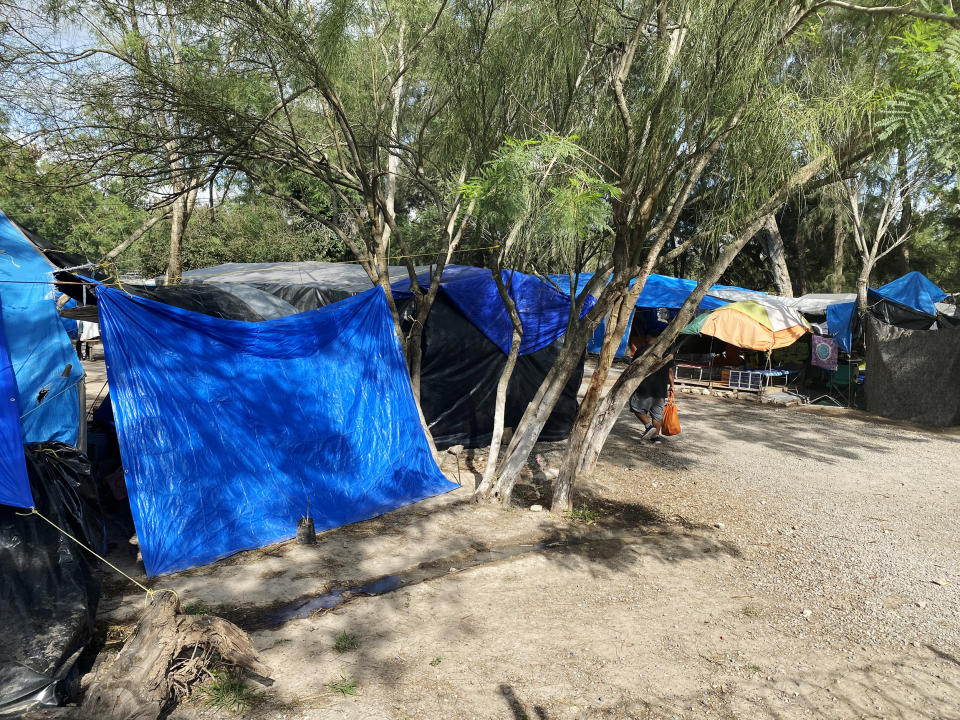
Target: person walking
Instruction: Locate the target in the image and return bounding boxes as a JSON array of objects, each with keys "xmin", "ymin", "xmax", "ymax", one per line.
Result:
[{"xmin": 628, "ymin": 329, "xmax": 675, "ymax": 445}]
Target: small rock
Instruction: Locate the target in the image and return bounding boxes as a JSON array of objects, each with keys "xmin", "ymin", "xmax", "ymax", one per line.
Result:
[
  {"xmin": 802, "ymin": 609, "xmax": 812, "ymax": 618},
  {"xmin": 714, "ymin": 522, "xmax": 725, "ymax": 529},
  {"xmin": 931, "ymin": 578, "xmax": 949, "ymax": 586},
  {"xmin": 530, "ymin": 504, "xmax": 543, "ymax": 512},
  {"xmin": 446, "ymin": 444, "xmax": 464, "ymax": 455},
  {"xmin": 916, "ymin": 601, "xmax": 927, "ymax": 609}
]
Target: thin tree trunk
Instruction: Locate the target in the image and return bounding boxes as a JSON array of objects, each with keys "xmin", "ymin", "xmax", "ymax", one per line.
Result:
[
  {"xmin": 475, "ymin": 269, "xmax": 522, "ymax": 502},
  {"xmin": 830, "ymin": 210, "xmax": 845, "ymax": 293},
  {"xmin": 762, "ymin": 214, "xmax": 794, "ymax": 297},
  {"xmin": 103, "ymin": 211, "xmax": 170, "ymax": 263},
  {"xmin": 792, "ymin": 214, "xmax": 809, "ymax": 296},
  {"xmin": 856, "ymin": 259, "xmax": 873, "ymax": 310}
]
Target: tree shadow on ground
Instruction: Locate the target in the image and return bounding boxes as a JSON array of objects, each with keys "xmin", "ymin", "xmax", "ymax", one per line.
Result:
[{"xmin": 500, "ymin": 684, "xmax": 549, "ymax": 719}]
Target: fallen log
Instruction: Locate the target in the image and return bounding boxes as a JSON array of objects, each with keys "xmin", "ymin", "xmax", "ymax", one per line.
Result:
[{"xmin": 28, "ymin": 590, "xmax": 270, "ymax": 720}]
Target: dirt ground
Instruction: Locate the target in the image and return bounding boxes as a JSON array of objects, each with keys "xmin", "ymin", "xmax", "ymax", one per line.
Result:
[{"xmin": 82, "ymin": 355, "xmax": 960, "ymax": 720}]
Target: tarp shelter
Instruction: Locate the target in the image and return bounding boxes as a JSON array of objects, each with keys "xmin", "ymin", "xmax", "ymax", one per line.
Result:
[
  {"xmin": 173, "ymin": 263, "xmax": 587, "ymax": 447},
  {"xmin": 825, "ymin": 272, "xmax": 952, "ymax": 353},
  {"xmin": 865, "ymin": 316, "xmax": 960, "ymax": 427},
  {"xmin": 0, "ymin": 211, "xmax": 85, "ymax": 453},
  {"xmin": 548, "ymin": 272, "xmax": 763, "ymax": 356},
  {"xmin": 97, "ymin": 285, "xmax": 458, "ymax": 576}
]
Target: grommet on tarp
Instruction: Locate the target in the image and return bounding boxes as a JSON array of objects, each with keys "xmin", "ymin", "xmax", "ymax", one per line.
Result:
[{"xmin": 296, "ymin": 516, "xmax": 316, "ymax": 544}]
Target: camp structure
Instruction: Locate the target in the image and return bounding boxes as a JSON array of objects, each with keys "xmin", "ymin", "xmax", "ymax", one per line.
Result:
[
  {"xmin": 95, "ymin": 285, "xmax": 459, "ymax": 576},
  {"xmin": 827, "ymin": 272, "xmax": 959, "ymax": 427},
  {"xmin": 548, "ymin": 272, "xmax": 763, "ymax": 356},
  {"xmin": 681, "ymin": 299, "xmax": 812, "ymax": 351},
  {"xmin": 0, "ymin": 211, "xmax": 103, "ymax": 715},
  {"xmin": 169, "ymin": 262, "xmax": 587, "ymax": 448}
]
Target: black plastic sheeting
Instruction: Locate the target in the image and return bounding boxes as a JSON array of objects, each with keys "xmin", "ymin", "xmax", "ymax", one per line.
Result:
[
  {"xmin": 865, "ymin": 316, "xmax": 960, "ymax": 427},
  {"xmin": 0, "ymin": 443, "xmax": 102, "ymax": 717},
  {"xmin": 409, "ymin": 294, "xmax": 581, "ymax": 448}
]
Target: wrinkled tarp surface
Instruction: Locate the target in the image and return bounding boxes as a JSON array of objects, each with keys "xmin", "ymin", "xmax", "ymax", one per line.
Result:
[
  {"xmin": 144, "ymin": 263, "xmax": 585, "ymax": 447},
  {"xmin": 97, "ymin": 286, "xmax": 456, "ymax": 576},
  {"xmin": 548, "ymin": 272, "xmax": 760, "ymax": 356},
  {"xmin": 0, "ymin": 211, "xmax": 84, "ymax": 447},
  {"xmin": 867, "ymin": 271, "xmax": 949, "ymax": 316},
  {"xmin": 865, "ymin": 316, "xmax": 960, "ymax": 427},
  {"xmin": 826, "ymin": 301, "xmax": 858, "ymax": 353},
  {"xmin": 0, "ymin": 443, "xmax": 102, "ymax": 717},
  {"xmin": 0, "ymin": 301, "xmax": 31, "ymax": 508},
  {"xmin": 392, "ymin": 266, "xmax": 595, "ymax": 355}
]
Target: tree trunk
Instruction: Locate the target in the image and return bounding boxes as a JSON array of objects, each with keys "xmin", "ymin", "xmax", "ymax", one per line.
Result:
[
  {"xmin": 164, "ymin": 187, "xmax": 198, "ymax": 284},
  {"xmin": 475, "ymin": 270, "xmax": 522, "ymax": 502},
  {"xmin": 830, "ymin": 210, "xmax": 845, "ymax": 293},
  {"xmin": 792, "ymin": 214, "xmax": 809, "ymax": 296},
  {"xmin": 762, "ymin": 214, "xmax": 794, "ymax": 297},
  {"xmin": 555, "ymin": 209, "xmax": 777, "ymax": 502},
  {"xmin": 551, "ymin": 291, "xmax": 635, "ymax": 512},
  {"xmin": 42, "ymin": 590, "xmax": 268, "ymax": 720},
  {"xmin": 856, "ymin": 258, "xmax": 873, "ymax": 310}
]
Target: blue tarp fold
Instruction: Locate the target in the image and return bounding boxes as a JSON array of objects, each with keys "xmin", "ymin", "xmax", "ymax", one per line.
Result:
[
  {"xmin": 826, "ymin": 301, "xmax": 857, "ymax": 353},
  {"xmin": 97, "ymin": 286, "xmax": 456, "ymax": 576},
  {"xmin": 391, "ymin": 265, "xmax": 594, "ymax": 355},
  {"xmin": 0, "ymin": 211, "xmax": 83, "ymax": 449},
  {"xmin": 867, "ymin": 271, "xmax": 948, "ymax": 316},
  {"xmin": 0, "ymin": 301, "xmax": 31, "ymax": 509}
]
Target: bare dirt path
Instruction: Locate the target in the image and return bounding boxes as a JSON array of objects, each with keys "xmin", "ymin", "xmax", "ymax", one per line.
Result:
[{"xmin": 83, "ymin": 354, "xmax": 960, "ymax": 720}]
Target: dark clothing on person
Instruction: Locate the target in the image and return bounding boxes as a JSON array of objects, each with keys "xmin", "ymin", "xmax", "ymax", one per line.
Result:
[{"xmin": 633, "ymin": 360, "xmax": 674, "ymax": 399}]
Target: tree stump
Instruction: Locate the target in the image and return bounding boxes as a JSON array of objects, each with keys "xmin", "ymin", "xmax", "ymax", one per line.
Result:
[{"xmin": 28, "ymin": 590, "xmax": 270, "ymax": 720}]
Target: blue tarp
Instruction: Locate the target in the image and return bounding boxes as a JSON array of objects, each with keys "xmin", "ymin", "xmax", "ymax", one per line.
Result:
[
  {"xmin": 826, "ymin": 272, "xmax": 949, "ymax": 353},
  {"xmin": 391, "ymin": 265, "xmax": 594, "ymax": 355},
  {"xmin": 0, "ymin": 300, "xmax": 31, "ymax": 509},
  {"xmin": 826, "ymin": 301, "xmax": 857, "ymax": 353},
  {"xmin": 0, "ymin": 211, "xmax": 83, "ymax": 450},
  {"xmin": 547, "ymin": 272, "xmax": 756, "ymax": 356},
  {"xmin": 868, "ymin": 271, "xmax": 948, "ymax": 316},
  {"xmin": 97, "ymin": 285, "xmax": 457, "ymax": 576}
]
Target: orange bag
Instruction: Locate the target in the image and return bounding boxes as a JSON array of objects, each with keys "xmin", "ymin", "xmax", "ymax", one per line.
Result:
[{"xmin": 661, "ymin": 399, "xmax": 681, "ymax": 436}]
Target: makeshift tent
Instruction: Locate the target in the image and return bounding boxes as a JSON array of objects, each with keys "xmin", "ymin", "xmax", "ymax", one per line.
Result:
[
  {"xmin": 548, "ymin": 272, "xmax": 763, "ymax": 356},
  {"xmin": 865, "ymin": 316, "xmax": 960, "ymax": 427},
  {"xmin": 175, "ymin": 263, "xmax": 586, "ymax": 447},
  {"xmin": 683, "ymin": 300, "xmax": 811, "ymax": 351},
  {"xmin": 825, "ymin": 272, "xmax": 953, "ymax": 353},
  {"xmin": 97, "ymin": 285, "xmax": 458, "ymax": 576},
  {"xmin": 0, "ymin": 444, "xmax": 102, "ymax": 716},
  {"xmin": 0, "ymin": 210, "xmax": 85, "ymax": 447}
]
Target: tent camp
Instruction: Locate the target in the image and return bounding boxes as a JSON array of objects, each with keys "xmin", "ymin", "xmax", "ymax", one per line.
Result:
[{"xmin": 96, "ymin": 286, "xmax": 458, "ymax": 576}]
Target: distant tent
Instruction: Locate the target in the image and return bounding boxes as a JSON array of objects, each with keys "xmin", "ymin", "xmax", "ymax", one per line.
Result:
[
  {"xmin": 548, "ymin": 272, "xmax": 763, "ymax": 356},
  {"xmin": 825, "ymin": 272, "xmax": 953, "ymax": 353},
  {"xmin": 97, "ymin": 286, "xmax": 458, "ymax": 575}
]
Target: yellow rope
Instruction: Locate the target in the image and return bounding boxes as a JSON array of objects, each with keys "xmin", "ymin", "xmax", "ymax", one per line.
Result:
[{"xmin": 16, "ymin": 506, "xmax": 173, "ymax": 603}]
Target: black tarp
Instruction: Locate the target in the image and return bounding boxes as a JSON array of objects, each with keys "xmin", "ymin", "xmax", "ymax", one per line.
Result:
[
  {"xmin": 0, "ymin": 444, "xmax": 102, "ymax": 717},
  {"xmin": 411, "ymin": 294, "xmax": 581, "ymax": 447},
  {"xmin": 865, "ymin": 316, "xmax": 960, "ymax": 427}
]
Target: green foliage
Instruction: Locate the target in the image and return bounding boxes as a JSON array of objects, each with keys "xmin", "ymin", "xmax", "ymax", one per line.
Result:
[
  {"xmin": 333, "ymin": 631, "xmax": 359, "ymax": 653},
  {"xmin": 566, "ymin": 505, "xmax": 599, "ymax": 524},
  {"xmin": 429, "ymin": 656, "xmax": 442, "ymax": 666},
  {"xmin": 198, "ymin": 670, "xmax": 260, "ymax": 713},
  {"xmin": 326, "ymin": 675, "xmax": 359, "ymax": 696}
]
